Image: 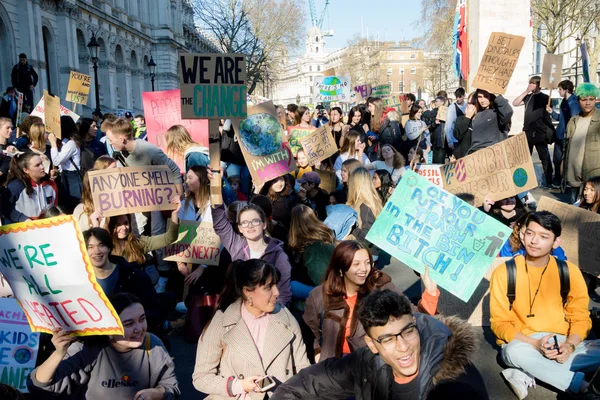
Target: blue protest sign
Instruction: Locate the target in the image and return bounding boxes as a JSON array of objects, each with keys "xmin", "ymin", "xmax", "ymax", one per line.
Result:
[{"xmin": 366, "ymin": 170, "xmax": 511, "ymax": 302}]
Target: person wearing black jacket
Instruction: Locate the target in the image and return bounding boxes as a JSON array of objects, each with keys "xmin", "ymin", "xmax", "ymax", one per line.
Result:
[
  {"xmin": 11, "ymin": 54, "xmax": 38, "ymax": 112},
  {"xmin": 379, "ymin": 110, "xmax": 404, "ymax": 154},
  {"xmin": 271, "ymin": 289, "xmax": 488, "ymax": 400}
]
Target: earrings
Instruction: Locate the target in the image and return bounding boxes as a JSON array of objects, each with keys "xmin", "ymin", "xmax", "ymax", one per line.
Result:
[
  {"xmin": 339, "ymin": 270, "xmax": 343, "ymax": 277},
  {"xmin": 248, "ymin": 297, "xmax": 253, "ymax": 306}
]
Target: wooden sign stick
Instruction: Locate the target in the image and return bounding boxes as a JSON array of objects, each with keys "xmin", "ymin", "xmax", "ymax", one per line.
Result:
[
  {"xmin": 209, "ymin": 119, "xmax": 223, "ymax": 206},
  {"xmin": 547, "ymin": 88, "xmax": 553, "ymax": 107},
  {"xmin": 72, "ymin": 103, "xmax": 77, "ymax": 114}
]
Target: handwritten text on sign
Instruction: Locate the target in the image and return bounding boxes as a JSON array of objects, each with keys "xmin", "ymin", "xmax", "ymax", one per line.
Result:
[
  {"xmin": 300, "ymin": 125, "xmax": 337, "ymax": 165},
  {"xmin": 179, "ymin": 54, "xmax": 247, "ymax": 119},
  {"xmin": 88, "ymin": 166, "xmax": 178, "ymax": 217},
  {"xmin": 441, "ymin": 133, "xmax": 537, "ymax": 207},
  {"xmin": 413, "ymin": 164, "xmax": 443, "ymax": 186},
  {"xmin": 314, "ymin": 76, "xmax": 352, "ymax": 102},
  {"xmin": 164, "ymin": 221, "xmax": 222, "ymax": 265},
  {"xmin": 30, "ymin": 96, "xmax": 80, "ymax": 123},
  {"xmin": 366, "ymin": 170, "xmax": 511, "ymax": 302},
  {"xmin": 0, "ymin": 217, "xmax": 123, "ymax": 335},
  {"xmin": 472, "ymin": 32, "xmax": 525, "ymax": 95},
  {"xmin": 65, "ymin": 71, "xmax": 92, "ymax": 105},
  {"xmin": 0, "ymin": 298, "xmax": 40, "ymax": 392}
]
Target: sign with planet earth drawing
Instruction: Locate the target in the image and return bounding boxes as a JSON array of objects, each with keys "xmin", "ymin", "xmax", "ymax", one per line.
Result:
[
  {"xmin": 234, "ymin": 101, "xmax": 296, "ymax": 185},
  {"xmin": 440, "ymin": 133, "xmax": 537, "ymax": 207},
  {"xmin": 314, "ymin": 76, "xmax": 352, "ymax": 102}
]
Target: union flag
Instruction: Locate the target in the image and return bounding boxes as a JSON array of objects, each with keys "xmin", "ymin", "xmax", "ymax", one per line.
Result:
[{"xmin": 452, "ymin": 0, "xmax": 470, "ymax": 80}]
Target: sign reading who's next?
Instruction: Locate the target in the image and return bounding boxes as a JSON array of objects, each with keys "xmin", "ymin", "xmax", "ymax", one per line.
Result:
[{"xmin": 179, "ymin": 54, "xmax": 247, "ymax": 119}]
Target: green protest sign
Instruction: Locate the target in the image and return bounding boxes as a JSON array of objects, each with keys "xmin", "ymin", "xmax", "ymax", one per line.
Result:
[
  {"xmin": 372, "ymin": 84, "xmax": 391, "ymax": 97},
  {"xmin": 366, "ymin": 170, "xmax": 511, "ymax": 302}
]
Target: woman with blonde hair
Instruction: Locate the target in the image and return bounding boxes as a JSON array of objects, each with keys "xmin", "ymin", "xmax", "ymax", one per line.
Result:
[
  {"xmin": 73, "ymin": 159, "xmax": 117, "ymax": 231},
  {"xmin": 27, "ymin": 122, "xmax": 51, "ymax": 174},
  {"xmin": 347, "ymin": 167, "xmax": 383, "ymax": 259},
  {"xmin": 93, "ymin": 155, "xmax": 117, "ymax": 169},
  {"xmin": 165, "ymin": 124, "xmax": 209, "ymax": 172},
  {"xmin": 365, "ymin": 143, "xmax": 405, "ymax": 183}
]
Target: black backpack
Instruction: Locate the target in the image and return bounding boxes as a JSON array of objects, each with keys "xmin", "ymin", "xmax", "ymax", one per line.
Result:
[{"xmin": 506, "ymin": 255, "xmax": 570, "ymax": 311}]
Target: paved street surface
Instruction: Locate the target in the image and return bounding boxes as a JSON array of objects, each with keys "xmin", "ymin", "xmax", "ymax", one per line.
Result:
[{"xmin": 170, "ymin": 150, "xmax": 594, "ymax": 399}]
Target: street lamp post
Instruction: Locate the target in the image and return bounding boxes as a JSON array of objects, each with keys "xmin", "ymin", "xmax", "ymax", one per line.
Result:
[
  {"xmin": 147, "ymin": 56, "xmax": 157, "ymax": 91},
  {"xmin": 438, "ymin": 57, "xmax": 443, "ymax": 93},
  {"xmin": 87, "ymin": 32, "xmax": 101, "ymax": 114},
  {"xmin": 575, "ymin": 36, "xmax": 581, "ymax": 86}
]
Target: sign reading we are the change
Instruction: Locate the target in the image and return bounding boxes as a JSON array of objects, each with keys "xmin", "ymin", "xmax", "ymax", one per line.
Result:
[
  {"xmin": 88, "ymin": 166, "xmax": 178, "ymax": 217},
  {"xmin": 234, "ymin": 101, "xmax": 296, "ymax": 185},
  {"xmin": 440, "ymin": 133, "xmax": 537, "ymax": 207},
  {"xmin": 0, "ymin": 217, "xmax": 124, "ymax": 336},
  {"xmin": 65, "ymin": 71, "xmax": 92, "ymax": 105},
  {"xmin": 472, "ymin": 32, "xmax": 525, "ymax": 95},
  {"xmin": 164, "ymin": 221, "xmax": 222, "ymax": 266},
  {"xmin": 0, "ymin": 298, "xmax": 40, "ymax": 392},
  {"xmin": 179, "ymin": 53, "xmax": 247, "ymax": 119},
  {"xmin": 314, "ymin": 76, "xmax": 352, "ymax": 102},
  {"xmin": 366, "ymin": 170, "xmax": 511, "ymax": 302}
]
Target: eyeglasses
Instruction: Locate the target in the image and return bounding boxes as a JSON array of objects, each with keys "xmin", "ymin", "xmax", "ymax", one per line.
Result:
[
  {"xmin": 372, "ymin": 323, "xmax": 419, "ymax": 350},
  {"xmin": 238, "ymin": 219, "xmax": 262, "ymax": 228}
]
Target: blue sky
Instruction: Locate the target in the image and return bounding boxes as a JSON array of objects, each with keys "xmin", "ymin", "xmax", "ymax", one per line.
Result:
[{"xmin": 312, "ymin": 0, "xmax": 424, "ymax": 50}]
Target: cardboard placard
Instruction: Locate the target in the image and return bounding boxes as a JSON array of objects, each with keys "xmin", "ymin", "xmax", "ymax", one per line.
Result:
[
  {"xmin": 314, "ymin": 76, "xmax": 352, "ymax": 102},
  {"xmin": 398, "ymin": 94, "xmax": 410, "ymax": 114},
  {"xmin": 0, "ymin": 217, "xmax": 124, "ymax": 336},
  {"xmin": 15, "ymin": 92, "xmax": 23, "ymax": 126},
  {"xmin": 142, "ymin": 89, "xmax": 209, "ymax": 155},
  {"xmin": 30, "ymin": 96, "xmax": 80, "ymax": 123},
  {"xmin": 315, "ymin": 169, "xmax": 337, "ymax": 194},
  {"xmin": 413, "ymin": 164, "xmax": 444, "ymax": 186},
  {"xmin": 179, "ymin": 53, "xmax": 247, "ymax": 119},
  {"xmin": 299, "ymin": 125, "xmax": 337, "ymax": 165},
  {"xmin": 65, "ymin": 71, "xmax": 92, "ymax": 105},
  {"xmin": 287, "ymin": 125, "xmax": 316, "ymax": 156},
  {"xmin": 88, "ymin": 166, "xmax": 178, "ymax": 217},
  {"xmin": 43, "ymin": 90, "xmax": 61, "ymax": 139},
  {"xmin": 366, "ymin": 170, "xmax": 512, "ymax": 302},
  {"xmin": 0, "ymin": 298, "xmax": 40, "ymax": 392},
  {"xmin": 235, "ymin": 101, "xmax": 296, "ymax": 185},
  {"xmin": 354, "ymin": 84, "xmax": 373, "ymax": 98},
  {"xmin": 541, "ymin": 54, "xmax": 564, "ymax": 89},
  {"xmin": 323, "ymin": 68, "xmax": 336, "ymax": 77},
  {"xmin": 437, "ymin": 105, "xmax": 448, "ymax": 122},
  {"xmin": 440, "ymin": 133, "xmax": 537, "ymax": 207},
  {"xmin": 209, "ymin": 120, "xmax": 222, "ymax": 205},
  {"xmin": 372, "ymin": 84, "xmax": 391, "ymax": 97},
  {"xmin": 164, "ymin": 221, "xmax": 222, "ymax": 265},
  {"xmin": 537, "ymin": 197, "xmax": 600, "ymax": 276},
  {"xmin": 472, "ymin": 32, "xmax": 525, "ymax": 95}
]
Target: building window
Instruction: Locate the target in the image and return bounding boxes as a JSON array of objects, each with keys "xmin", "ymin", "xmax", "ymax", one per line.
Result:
[
  {"xmin": 310, "ymin": 76, "xmax": 313, "ymax": 82},
  {"xmin": 410, "ymin": 81, "xmax": 417, "ymax": 92},
  {"xmin": 316, "ymin": 47, "xmax": 319, "ymax": 53},
  {"xmin": 309, "ymin": 65, "xmax": 312, "ymax": 72},
  {"xmin": 316, "ymin": 36, "xmax": 319, "ymax": 42},
  {"xmin": 411, "ymin": 67, "xmax": 416, "ymax": 74},
  {"xmin": 388, "ymin": 81, "xmax": 393, "ymax": 89},
  {"xmin": 410, "ymin": 53, "xmax": 416, "ymax": 59},
  {"xmin": 317, "ymin": 66, "xmax": 320, "ymax": 71},
  {"xmin": 387, "ymin": 67, "xmax": 393, "ymax": 75},
  {"xmin": 399, "ymin": 81, "xmax": 404, "ymax": 91},
  {"xmin": 387, "ymin": 54, "xmax": 392, "ymax": 60}
]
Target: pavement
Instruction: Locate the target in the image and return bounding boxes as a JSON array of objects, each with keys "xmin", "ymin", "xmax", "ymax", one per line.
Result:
[{"xmin": 168, "ymin": 147, "xmax": 594, "ymax": 399}]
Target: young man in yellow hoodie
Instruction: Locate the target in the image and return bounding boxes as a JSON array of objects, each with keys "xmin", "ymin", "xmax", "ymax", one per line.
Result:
[{"xmin": 490, "ymin": 211, "xmax": 600, "ymax": 399}]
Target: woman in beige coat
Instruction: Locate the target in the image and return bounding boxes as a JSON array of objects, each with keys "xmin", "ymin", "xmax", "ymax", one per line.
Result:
[{"xmin": 193, "ymin": 259, "xmax": 310, "ymax": 399}]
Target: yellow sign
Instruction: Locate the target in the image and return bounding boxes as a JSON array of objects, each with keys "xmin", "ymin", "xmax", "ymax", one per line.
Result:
[{"xmin": 66, "ymin": 71, "xmax": 92, "ymax": 105}]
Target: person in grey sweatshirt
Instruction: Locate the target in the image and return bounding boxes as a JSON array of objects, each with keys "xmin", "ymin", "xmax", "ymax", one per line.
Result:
[
  {"xmin": 28, "ymin": 293, "xmax": 179, "ymax": 399},
  {"xmin": 463, "ymin": 89, "xmax": 513, "ymax": 154}
]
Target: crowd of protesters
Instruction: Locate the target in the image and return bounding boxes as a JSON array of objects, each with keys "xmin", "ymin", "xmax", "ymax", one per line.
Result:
[{"xmin": 0, "ymin": 75, "xmax": 600, "ymax": 400}]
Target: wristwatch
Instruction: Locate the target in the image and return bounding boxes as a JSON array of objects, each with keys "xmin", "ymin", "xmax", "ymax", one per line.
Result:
[{"xmin": 566, "ymin": 342, "xmax": 576, "ymax": 353}]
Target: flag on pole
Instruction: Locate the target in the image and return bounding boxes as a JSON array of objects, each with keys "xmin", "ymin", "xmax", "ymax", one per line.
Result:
[
  {"xmin": 581, "ymin": 42, "xmax": 591, "ymax": 83},
  {"xmin": 452, "ymin": 0, "xmax": 469, "ymax": 80}
]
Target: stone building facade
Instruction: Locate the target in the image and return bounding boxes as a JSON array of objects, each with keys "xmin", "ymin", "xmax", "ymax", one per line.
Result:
[{"xmin": 0, "ymin": 0, "xmax": 218, "ymax": 116}]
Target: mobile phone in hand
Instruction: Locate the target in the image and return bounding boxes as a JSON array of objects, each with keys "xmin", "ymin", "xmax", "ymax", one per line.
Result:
[
  {"xmin": 553, "ymin": 335, "xmax": 561, "ymax": 354},
  {"xmin": 255, "ymin": 375, "xmax": 276, "ymax": 392}
]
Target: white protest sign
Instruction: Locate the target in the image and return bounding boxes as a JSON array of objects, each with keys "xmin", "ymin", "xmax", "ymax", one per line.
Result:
[{"xmin": 30, "ymin": 96, "xmax": 80, "ymax": 122}]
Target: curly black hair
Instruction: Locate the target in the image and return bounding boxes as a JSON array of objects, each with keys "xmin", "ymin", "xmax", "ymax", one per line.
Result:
[{"xmin": 358, "ymin": 289, "xmax": 413, "ymax": 332}]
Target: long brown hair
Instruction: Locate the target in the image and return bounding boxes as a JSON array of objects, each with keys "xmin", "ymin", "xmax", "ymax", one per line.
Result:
[
  {"xmin": 288, "ymin": 205, "xmax": 335, "ymax": 251},
  {"xmin": 81, "ymin": 169, "xmax": 96, "ymax": 216},
  {"xmin": 29, "ymin": 122, "xmax": 47, "ymax": 151},
  {"xmin": 107, "ymin": 214, "xmax": 147, "ymax": 264},
  {"xmin": 368, "ymin": 98, "xmax": 384, "ymax": 133},
  {"xmin": 185, "ymin": 165, "xmax": 210, "ymax": 212},
  {"xmin": 508, "ymin": 212, "xmax": 531, "ymax": 252},
  {"xmin": 259, "ymin": 175, "xmax": 293, "ymax": 202},
  {"xmin": 379, "ymin": 144, "xmax": 405, "ymax": 169},
  {"xmin": 323, "ymin": 240, "xmax": 382, "ymax": 297},
  {"xmin": 8, "ymin": 153, "xmax": 49, "ymax": 195},
  {"xmin": 581, "ymin": 176, "xmax": 600, "ymax": 213},
  {"xmin": 294, "ymin": 106, "xmax": 309, "ymax": 125},
  {"xmin": 165, "ymin": 125, "xmax": 200, "ymax": 160}
]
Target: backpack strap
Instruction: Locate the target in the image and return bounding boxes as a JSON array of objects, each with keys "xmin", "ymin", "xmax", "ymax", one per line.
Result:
[
  {"xmin": 556, "ymin": 258, "xmax": 570, "ymax": 307},
  {"xmin": 506, "ymin": 257, "xmax": 517, "ymax": 311}
]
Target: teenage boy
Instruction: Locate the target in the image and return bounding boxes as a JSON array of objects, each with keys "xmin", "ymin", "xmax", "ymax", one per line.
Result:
[
  {"xmin": 272, "ymin": 289, "xmax": 488, "ymax": 399},
  {"xmin": 297, "ymin": 171, "xmax": 329, "ymax": 220},
  {"xmin": 490, "ymin": 211, "xmax": 600, "ymax": 398}
]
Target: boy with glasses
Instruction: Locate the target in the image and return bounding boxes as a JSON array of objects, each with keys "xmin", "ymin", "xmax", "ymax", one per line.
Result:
[{"xmin": 271, "ymin": 289, "xmax": 488, "ymax": 399}]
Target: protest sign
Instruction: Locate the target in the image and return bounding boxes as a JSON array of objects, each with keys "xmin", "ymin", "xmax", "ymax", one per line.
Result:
[
  {"xmin": 287, "ymin": 125, "xmax": 316, "ymax": 156},
  {"xmin": 179, "ymin": 53, "xmax": 247, "ymax": 119},
  {"xmin": 65, "ymin": 71, "xmax": 92, "ymax": 105},
  {"xmin": 398, "ymin": 94, "xmax": 410, "ymax": 114},
  {"xmin": 30, "ymin": 96, "xmax": 80, "ymax": 122},
  {"xmin": 372, "ymin": 84, "xmax": 391, "ymax": 97},
  {"xmin": 299, "ymin": 125, "xmax": 337, "ymax": 165},
  {"xmin": 541, "ymin": 54, "xmax": 563, "ymax": 89},
  {"xmin": 537, "ymin": 197, "xmax": 600, "ymax": 276},
  {"xmin": 314, "ymin": 76, "xmax": 352, "ymax": 102},
  {"xmin": 315, "ymin": 169, "xmax": 337, "ymax": 194},
  {"xmin": 436, "ymin": 105, "xmax": 448, "ymax": 122},
  {"xmin": 472, "ymin": 32, "xmax": 525, "ymax": 95},
  {"xmin": 440, "ymin": 133, "xmax": 537, "ymax": 207},
  {"xmin": 209, "ymin": 120, "xmax": 223, "ymax": 205},
  {"xmin": 43, "ymin": 90, "xmax": 61, "ymax": 138},
  {"xmin": 354, "ymin": 84, "xmax": 372, "ymax": 98},
  {"xmin": 234, "ymin": 101, "xmax": 296, "ymax": 185},
  {"xmin": 15, "ymin": 92, "xmax": 23, "ymax": 127},
  {"xmin": 323, "ymin": 68, "xmax": 336, "ymax": 77},
  {"xmin": 413, "ymin": 164, "xmax": 443, "ymax": 186},
  {"xmin": 366, "ymin": 170, "xmax": 511, "ymax": 302},
  {"xmin": 88, "ymin": 166, "xmax": 178, "ymax": 217},
  {"xmin": 164, "ymin": 221, "xmax": 222, "ymax": 265},
  {"xmin": 0, "ymin": 298, "xmax": 40, "ymax": 392},
  {"xmin": 142, "ymin": 89, "xmax": 209, "ymax": 171},
  {"xmin": 0, "ymin": 217, "xmax": 124, "ymax": 336}
]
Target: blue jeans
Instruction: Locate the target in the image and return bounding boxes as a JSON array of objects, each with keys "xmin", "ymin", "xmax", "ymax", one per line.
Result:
[{"xmin": 502, "ymin": 332, "xmax": 600, "ymax": 393}]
